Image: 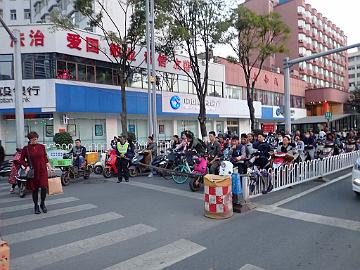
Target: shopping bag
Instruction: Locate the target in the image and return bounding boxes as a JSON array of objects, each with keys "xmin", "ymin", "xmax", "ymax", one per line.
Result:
[
  {"xmin": 48, "ymin": 176, "xmax": 63, "ymax": 195},
  {"xmin": 0, "ymin": 240, "xmax": 10, "ymax": 270}
]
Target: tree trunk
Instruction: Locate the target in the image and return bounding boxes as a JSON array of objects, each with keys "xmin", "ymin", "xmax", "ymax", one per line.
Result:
[
  {"xmin": 246, "ymin": 86, "xmax": 256, "ymax": 132},
  {"xmin": 198, "ymin": 95, "xmax": 207, "ymax": 139},
  {"xmin": 120, "ymin": 77, "xmax": 128, "ymax": 137}
]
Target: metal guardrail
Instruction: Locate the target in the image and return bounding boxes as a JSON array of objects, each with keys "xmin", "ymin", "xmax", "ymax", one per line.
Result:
[{"xmin": 245, "ymin": 150, "xmax": 360, "ymax": 199}]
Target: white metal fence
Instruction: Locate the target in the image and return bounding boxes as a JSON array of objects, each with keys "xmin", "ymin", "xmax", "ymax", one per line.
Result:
[
  {"xmin": 246, "ymin": 150, "xmax": 360, "ymax": 198},
  {"xmin": 46, "ymin": 141, "xmax": 172, "ymax": 155}
]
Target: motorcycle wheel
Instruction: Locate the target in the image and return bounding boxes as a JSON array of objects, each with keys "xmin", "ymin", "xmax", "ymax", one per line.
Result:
[
  {"xmin": 129, "ymin": 166, "xmax": 138, "ymax": 177},
  {"xmin": 189, "ymin": 177, "xmax": 202, "ymax": 192},
  {"xmin": 61, "ymin": 172, "xmax": 71, "ymax": 186},
  {"xmin": 103, "ymin": 168, "xmax": 112, "ymax": 178},
  {"xmin": 19, "ymin": 182, "xmax": 26, "ymax": 198},
  {"xmin": 94, "ymin": 165, "xmax": 103, "ymax": 175}
]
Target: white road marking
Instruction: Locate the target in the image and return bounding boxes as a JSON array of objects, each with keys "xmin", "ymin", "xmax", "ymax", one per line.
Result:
[
  {"xmin": 257, "ymin": 204, "xmax": 360, "ymax": 232},
  {"xmin": 239, "ymin": 264, "xmax": 266, "ymax": 270},
  {"xmin": 11, "ymin": 224, "xmax": 157, "ymax": 270},
  {"xmin": 0, "ymin": 197, "xmax": 79, "ymax": 214},
  {"xmin": 4, "ymin": 212, "xmax": 124, "ymax": 244},
  {"xmin": 126, "ymin": 181, "xmax": 203, "ymax": 201},
  {"xmin": 0, "ymin": 196, "xmax": 32, "ymax": 204},
  {"xmin": 273, "ymin": 172, "xmax": 352, "ymax": 207},
  {"xmin": 0, "ymin": 204, "xmax": 97, "ymax": 227},
  {"xmin": 103, "ymin": 239, "xmax": 206, "ymax": 270}
]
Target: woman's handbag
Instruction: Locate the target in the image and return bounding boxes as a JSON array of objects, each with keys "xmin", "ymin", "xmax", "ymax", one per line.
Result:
[{"xmin": 25, "ymin": 146, "xmax": 34, "ymax": 179}]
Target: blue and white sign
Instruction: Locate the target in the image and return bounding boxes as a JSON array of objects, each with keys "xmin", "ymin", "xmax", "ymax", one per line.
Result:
[{"xmin": 170, "ymin": 95, "xmax": 181, "ymax": 110}]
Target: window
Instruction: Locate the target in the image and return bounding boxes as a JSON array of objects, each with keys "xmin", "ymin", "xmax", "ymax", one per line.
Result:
[
  {"xmin": 0, "ymin": 54, "xmax": 13, "ymax": 80},
  {"xmin": 357, "ymin": 65, "xmax": 360, "ymax": 70},
  {"xmin": 357, "ymin": 73, "xmax": 360, "ymax": 78},
  {"xmin": 10, "ymin": 9, "xmax": 16, "ymax": 20},
  {"xmin": 349, "ymin": 74, "xmax": 355, "ymax": 79},
  {"xmin": 0, "ymin": 9, "xmax": 3, "ymax": 18},
  {"xmin": 96, "ymin": 65, "xmax": 113, "ymax": 84},
  {"xmin": 24, "ymin": 9, "xmax": 30, "ymax": 20}
]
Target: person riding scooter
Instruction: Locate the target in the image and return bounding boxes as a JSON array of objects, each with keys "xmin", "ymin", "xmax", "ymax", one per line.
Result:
[
  {"xmin": 273, "ymin": 135, "xmax": 297, "ymax": 167},
  {"xmin": 303, "ymin": 131, "xmax": 315, "ymax": 160},
  {"xmin": 69, "ymin": 139, "xmax": 86, "ymax": 168},
  {"xmin": 207, "ymin": 131, "xmax": 221, "ymax": 174}
]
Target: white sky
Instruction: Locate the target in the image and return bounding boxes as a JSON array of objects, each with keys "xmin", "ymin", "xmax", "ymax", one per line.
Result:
[{"xmin": 215, "ymin": 0, "xmax": 360, "ymax": 57}]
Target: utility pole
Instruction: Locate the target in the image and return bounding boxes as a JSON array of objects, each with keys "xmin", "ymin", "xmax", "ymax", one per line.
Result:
[
  {"xmin": 0, "ymin": 18, "xmax": 25, "ymax": 148},
  {"xmin": 150, "ymin": 0, "xmax": 158, "ymax": 141},
  {"xmin": 145, "ymin": 0, "xmax": 153, "ymax": 138},
  {"xmin": 283, "ymin": 42, "xmax": 360, "ymax": 134}
]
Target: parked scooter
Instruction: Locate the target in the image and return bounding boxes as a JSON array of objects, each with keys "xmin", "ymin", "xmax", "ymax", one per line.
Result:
[
  {"xmin": 188, "ymin": 155, "xmax": 208, "ymax": 192},
  {"xmin": 271, "ymin": 152, "xmax": 294, "ymax": 170},
  {"xmin": 247, "ymin": 152, "xmax": 272, "ymax": 194},
  {"xmin": 128, "ymin": 150, "xmax": 152, "ymax": 177},
  {"xmin": 317, "ymin": 142, "xmax": 335, "ymax": 159},
  {"xmin": 94, "ymin": 152, "xmax": 107, "ymax": 174},
  {"xmin": 103, "ymin": 150, "xmax": 118, "ymax": 178}
]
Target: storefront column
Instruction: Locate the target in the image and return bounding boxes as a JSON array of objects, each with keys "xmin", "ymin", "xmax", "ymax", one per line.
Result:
[
  {"xmin": 53, "ymin": 113, "xmax": 67, "ymax": 135},
  {"xmin": 212, "ymin": 120, "xmax": 217, "ymax": 133},
  {"xmin": 106, "ymin": 117, "xmax": 118, "ymax": 146},
  {"xmin": 224, "ymin": 120, "xmax": 228, "ymax": 134},
  {"xmin": 0, "ymin": 118, "xmax": 4, "ymax": 143},
  {"xmin": 173, "ymin": 120, "xmax": 178, "ymax": 136}
]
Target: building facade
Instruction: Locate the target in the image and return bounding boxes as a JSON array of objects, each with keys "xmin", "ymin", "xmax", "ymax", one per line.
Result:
[
  {"xmin": 348, "ymin": 48, "xmax": 360, "ymax": 91},
  {"xmin": 244, "ymin": 0, "xmax": 349, "ymax": 117},
  {"xmin": 0, "ymin": 24, "xmax": 266, "ymax": 153},
  {"xmin": 0, "ymin": 0, "xmax": 31, "ymax": 25}
]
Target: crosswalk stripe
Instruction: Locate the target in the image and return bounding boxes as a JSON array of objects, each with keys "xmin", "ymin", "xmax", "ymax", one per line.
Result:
[
  {"xmin": 0, "ymin": 204, "xmax": 97, "ymax": 227},
  {"xmin": 0, "ymin": 197, "xmax": 79, "ymax": 214},
  {"xmin": 0, "ymin": 196, "xmax": 31, "ymax": 204},
  {"xmin": 11, "ymin": 224, "xmax": 157, "ymax": 270},
  {"xmin": 103, "ymin": 239, "xmax": 206, "ymax": 270},
  {"xmin": 4, "ymin": 212, "xmax": 124, "ymax": 244},
  {"xmin": 239, "ymin": 264, "xmax": 266, "ymax": 270}
]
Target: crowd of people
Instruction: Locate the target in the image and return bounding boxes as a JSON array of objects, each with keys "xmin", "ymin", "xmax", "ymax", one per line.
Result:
[{"xmin": 168, "ymin": 127, "xmax": 360, "ymax": 176}]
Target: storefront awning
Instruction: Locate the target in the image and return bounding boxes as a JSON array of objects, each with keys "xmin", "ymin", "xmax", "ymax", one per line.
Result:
[{"xmin": 292, "ymin": 114, "xmax": 350, "ymax": 125}]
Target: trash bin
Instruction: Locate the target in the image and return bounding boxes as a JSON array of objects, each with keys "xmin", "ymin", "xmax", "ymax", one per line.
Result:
[{"xmin": 204, "ymin": 174, "xmax": 233, "ymax": 219}]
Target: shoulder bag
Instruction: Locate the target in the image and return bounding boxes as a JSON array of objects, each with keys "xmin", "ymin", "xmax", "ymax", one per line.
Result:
[{"xmin": 26, "ymin": 146, "xmax": 35, "ymax": 179}]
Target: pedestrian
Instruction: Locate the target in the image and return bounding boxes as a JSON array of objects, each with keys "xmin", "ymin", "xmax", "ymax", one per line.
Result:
[
  {"xmin": 8, "ymin": 148, "xmax": 22, "ymax": 194},
  {"xmin": 171, "ymin": 135, "xmax": 180, "ymax": 149},
  {"xmin": 145, "ymin": 136, "xmax": 157, "ymax": 177},
  {"xmin": 115, "ymin": 135, "xmax": 135, "ymax": 183},
  {"xmin": 19, "ymin": 132, "xmax": 54, "ymax": 214},
  {"xmin": 207, "ymin": 131, "xmax": 221, "ymax": 174}
]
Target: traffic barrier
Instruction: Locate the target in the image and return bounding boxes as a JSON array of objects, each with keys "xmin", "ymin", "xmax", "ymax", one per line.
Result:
[
  {"xmin": 204, "ymin": 174, "xmax": 233, "ymax": 219},
  {"xmin": 248, "ymin": 150, "xmax": 360, "ymax": 198}
]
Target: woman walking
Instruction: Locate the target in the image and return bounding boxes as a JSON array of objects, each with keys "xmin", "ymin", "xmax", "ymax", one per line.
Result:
[{"xmin": 20, "ymin": 132, "xmax": 54, "ymax": 214}]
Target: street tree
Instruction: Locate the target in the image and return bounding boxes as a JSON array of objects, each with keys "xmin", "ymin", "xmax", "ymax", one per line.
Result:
[
  {"xmin": 345, "ymin": 86, "xmax": 360, "ymax": 113},
  {"xmin": 223, "ymin": 6, "xmax": 290, "ymax": 131},
  {"xmin": 157, "ymin": 0, "xmax": 228, "ymax": 139},
  {"xmin": 51, "ymin": 0, "xmax": 148, "ymax": 136}
]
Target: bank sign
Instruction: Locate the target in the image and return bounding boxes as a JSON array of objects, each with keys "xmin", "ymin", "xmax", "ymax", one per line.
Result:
[
  {"xmin": 163, "ymin": 92, "xmax": 262, "ymax": 118},
  {"xmin": 0, "ymin": 80, "xmax": 56, "ymax": 111}
]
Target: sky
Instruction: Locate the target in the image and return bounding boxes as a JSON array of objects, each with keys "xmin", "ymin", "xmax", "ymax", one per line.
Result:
[{"xmin": 214, "ymin": 0, "xmax": 360, "ymax": 57}]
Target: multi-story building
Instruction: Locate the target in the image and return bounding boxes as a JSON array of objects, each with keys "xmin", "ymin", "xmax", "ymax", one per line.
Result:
[
  {"xmin": 0, "ymin": 0, "xmax": 31, "ymax": 25},
  {"xmin": 348, "ymin": 48, "xmax": 360, "ymax": 91},
  {"xmin": 244, "ymin": 0, "xmax": 349, "ymax": 117},
  {"xmin": 0, "ymin": 0, "xmax": 126, "ymax": 35}
]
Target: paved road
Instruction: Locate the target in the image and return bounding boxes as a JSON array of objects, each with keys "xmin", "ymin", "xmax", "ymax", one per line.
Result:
[{"xmin": 0, "ymin": 169, "xmax": 359, "ymax": 270}]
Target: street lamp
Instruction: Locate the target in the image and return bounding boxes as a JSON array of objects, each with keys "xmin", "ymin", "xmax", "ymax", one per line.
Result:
[{"xmin": 0, "ymin": 17, "xmax": 25, "ymax": 148}]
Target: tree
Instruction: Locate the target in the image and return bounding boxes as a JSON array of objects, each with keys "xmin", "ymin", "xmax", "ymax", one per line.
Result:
[
  {"xmin": 345, "ymin": 87, "xmax": 360, "ymax": 113},
  {"xmin": 51, "ymin": 0, "xmax": 148, "ymax": 137},
  {"xmin": 157, "ymin": 0, "xmax": 227, "ymax": 139},
  {"xmin": 222, "ymin": 6, "xmax": 290, "ymax": 131}
]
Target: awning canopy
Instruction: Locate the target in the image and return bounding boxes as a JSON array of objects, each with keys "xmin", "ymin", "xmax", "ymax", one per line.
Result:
[{"xmin": 292, "ymin": 114, "xmax": 350, "ymax": 125}]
